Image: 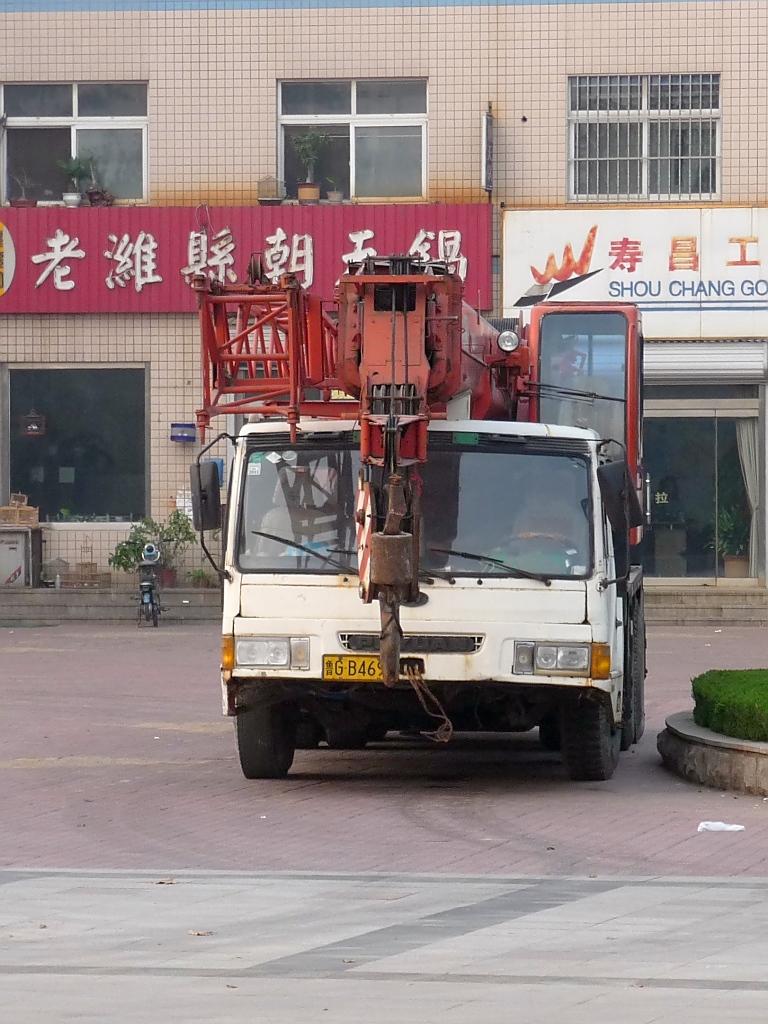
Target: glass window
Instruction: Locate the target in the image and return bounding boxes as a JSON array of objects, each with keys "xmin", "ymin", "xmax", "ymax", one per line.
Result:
[
  {"xmin": 569, "ymin": 74, "xmax": 719, "ymax": 200},
  {"xmin": 77, "ymin": 128, "xmax": 144, "ymax": 199},
  {"xmin": 6, "ymin": 127, "xmax": 71, "ymax": 202},
  {"xmin": 2, "ymin": 82, "xmax": 148, "ymax": 203},
  {"xmin": 538, "ymin": 311, "xmax": 628, "ymax": 444},
  {"xmin": 355, "ymin": 125, "xmax": 422, "ymax": 197},
  {"xmin": 281, "ymin": 81, "xmax": 351, "ymax": 116},
  {"xmin": 356, "ymin": 80, "xmax": 426, "ymax": 114},
  {"xmin": 279, "ymin": 78, "xmax": 427, "ymax": 200},
  {"xmin": 9, "ymin": 369, "xmax": 146, "ymax": 522},
  {"xmin": 4, "ymin": 84, "xmax": 72, "ymax": 117},
  {"xmin": 78, "ymin": 83, "xmax": 147, "ymax": 117},
  {"xmin": 282, "ymin": 124, "xmax": 349, "ymax": 198},
  {"xmin": 238, "ymin": 439, "xmax": 592, "ymax": 580}
]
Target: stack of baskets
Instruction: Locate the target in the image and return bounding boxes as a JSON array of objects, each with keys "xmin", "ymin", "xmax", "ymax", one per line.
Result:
[{"xmin": 0, "ymin": 493, "xmax": 39, "ymax": 526}]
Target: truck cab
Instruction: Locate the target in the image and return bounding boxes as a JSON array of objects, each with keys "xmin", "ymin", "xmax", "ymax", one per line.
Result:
[{"xmin": 211, "ymin": 416, "xmax": 645, "ymax": 781}]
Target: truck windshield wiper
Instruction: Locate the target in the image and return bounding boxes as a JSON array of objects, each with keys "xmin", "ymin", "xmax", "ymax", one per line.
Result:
[
  {"xmin": 251, "ymin": 530, "xmax": 352, "ymax": 572},
  {"xmin": 329, "ymin": 548, "xmax": 456, "ymax": 584},
  {"xmin": 428, "ymin": 546, "xmax": 551, "ymax": 586}
]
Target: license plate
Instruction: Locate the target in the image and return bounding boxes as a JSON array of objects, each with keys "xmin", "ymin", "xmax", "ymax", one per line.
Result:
[{"xmin": 323, "ymin": 655, "xmax": 383, "ymax": 682}]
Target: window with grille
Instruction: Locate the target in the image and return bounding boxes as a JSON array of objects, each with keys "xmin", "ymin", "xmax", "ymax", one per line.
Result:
[
  {"xmin": 568, "ymin": 75, "xmax": 719, "ymax": 201},
  {"xmin": 279, "ymin": 80, "xmax": 427, "ymax": 201}
]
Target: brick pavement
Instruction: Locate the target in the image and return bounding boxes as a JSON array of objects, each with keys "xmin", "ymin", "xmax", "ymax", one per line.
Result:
[{"xmin": 2, "ymin": 621, "xmax": 768, "ymax": 874}]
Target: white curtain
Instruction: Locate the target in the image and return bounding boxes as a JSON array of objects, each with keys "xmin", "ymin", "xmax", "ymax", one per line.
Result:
[{"xmin": 736, "ymin": 418, "xmax": 760, "ymax": 577}]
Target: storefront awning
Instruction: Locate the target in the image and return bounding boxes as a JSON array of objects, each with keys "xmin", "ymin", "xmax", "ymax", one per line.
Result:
[{"xmin": 645, "ymin": 341, "xmax": 768, "ymax": 384}]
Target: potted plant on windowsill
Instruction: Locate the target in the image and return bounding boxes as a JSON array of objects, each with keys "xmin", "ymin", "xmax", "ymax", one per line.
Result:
[
  {"xmin": 326, "ymin": 177, "xmax": 344, "ymax": 204},
  {"xmin": 57, "ymin": 156, "xmax": 91, "ymax": 207},
  {"xmin": 9, "ymin": 169, "xmax": 36, "ymax": 208},
  {"xmin": 83, "ymin": 156, "xmax": 116, "ymax": 207},
  {"xmin": 290, "ymin": 130, "xmax": 330, "ymax": 204},
  {"xmin": 716, "ymin": 506, "xmax": 750, "ymax": 578}
]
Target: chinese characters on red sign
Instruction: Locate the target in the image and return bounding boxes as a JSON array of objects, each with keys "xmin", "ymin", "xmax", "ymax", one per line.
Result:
[{"xmin": 0, "ymin": 205, "xmax": 492, "ymax": 313}]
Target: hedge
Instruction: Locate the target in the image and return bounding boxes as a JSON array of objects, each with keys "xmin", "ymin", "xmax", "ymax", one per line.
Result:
[{"xmin": 692, "ymin": 669, "xmax": 768, "ymax": 742}]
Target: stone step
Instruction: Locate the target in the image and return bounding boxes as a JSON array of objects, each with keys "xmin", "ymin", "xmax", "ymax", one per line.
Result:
[{"xmin": 0, "ymin": 588, "xmax": 220, "ymax": 623}]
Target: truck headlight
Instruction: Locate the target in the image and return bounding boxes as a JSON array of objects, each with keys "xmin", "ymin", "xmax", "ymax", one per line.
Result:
[
  {"xmin": 236, "ymin": 637, "xmax": 310, "ymax": 669},
  {"xmin": 514, "ymin": 642, "xmax": 595, "ymax": 677}
]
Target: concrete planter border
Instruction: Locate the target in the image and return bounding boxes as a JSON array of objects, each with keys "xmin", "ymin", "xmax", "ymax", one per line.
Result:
[{"xmin": 658, "ymin": 711, "xmax": 768, "ymax": 796}]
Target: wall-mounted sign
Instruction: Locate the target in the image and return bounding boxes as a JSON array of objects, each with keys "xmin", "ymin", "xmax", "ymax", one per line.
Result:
[
  {"xmin": 0, "ymin": 204, "xmax": 492, "ymax": 313},
  {"xmin": 503, "ymin": 208, "xmax": 768, "ymax": 339},
  {"xmin": 0, "ymin": 222, "xmax": 17, "ymax": 297}
]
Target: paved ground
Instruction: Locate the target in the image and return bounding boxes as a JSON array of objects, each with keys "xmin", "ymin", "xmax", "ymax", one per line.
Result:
[
  {"xmin": 3, "ymin": 870, "xmax": 768, "ymax": 1023},
  {"xmin": 2, "ymin": 622, "xmax": 768, "ymax": 875}
]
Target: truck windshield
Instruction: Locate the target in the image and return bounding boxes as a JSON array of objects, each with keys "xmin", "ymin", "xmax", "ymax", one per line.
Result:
[
  {"xmin": 238, "ymin": 439, "xmax": 593, "ymax": 580},
  {"xmin": 538, "ymin": 311, "xmax": 627, "ymax": 444}
]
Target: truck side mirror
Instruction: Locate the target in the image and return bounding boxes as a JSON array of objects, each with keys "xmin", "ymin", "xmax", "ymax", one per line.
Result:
[
  {"xmin": 190, "ymin": 461, "xmax": 222, "ymax": 532},
  {"xmin": 597, "ymin": 460, "xmax": 643, "ymax": 533}
]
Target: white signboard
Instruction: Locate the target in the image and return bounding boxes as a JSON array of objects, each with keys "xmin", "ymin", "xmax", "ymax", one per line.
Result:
[{"xmin": 503, "ymin": 208, "xmax": 768, "ymax": 339}]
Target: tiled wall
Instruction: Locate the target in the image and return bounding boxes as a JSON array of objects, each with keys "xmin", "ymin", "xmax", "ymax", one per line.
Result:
[{"xmin": 2, "ymin": 2, "xmax": 766, "ymax": 207}]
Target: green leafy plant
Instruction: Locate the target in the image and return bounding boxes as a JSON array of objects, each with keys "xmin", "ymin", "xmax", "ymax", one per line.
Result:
[
  {"xmin": 187, "ymin": 567, "xmax": 213, "ymax": 588},
  {"xmin": 57, "ymin": 157, "xmax": 91, "ymax": 192},
  {"xmin": 290, "ymin": 131, "xmax": 330, "ymax": 183},
  {"xmin": 715, "ymin": 506, "xmax": 750, "ymax": 557},
  {"xmin": 108, "ymin": 511, "xmax": 196, "ymax": 573},
  {"xmin": 693, "ymin": 669, "xmax": 768, "ymax": 742}
]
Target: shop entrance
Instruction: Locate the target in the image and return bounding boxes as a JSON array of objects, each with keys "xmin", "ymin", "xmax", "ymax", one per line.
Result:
[{"xmin": 640, "ymin": 403, "xmax": 759, "ymax": 579}]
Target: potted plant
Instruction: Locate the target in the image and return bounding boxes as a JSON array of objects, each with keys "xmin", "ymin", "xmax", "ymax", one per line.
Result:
[
  {"xmin": 57, "ymin": 156, "xmax": 91, "ymax": 206},
  {"xmin": 83, "ymin": 156, "xmax": 116, "ymax": 207},
  {"xmin": 326, "ymin": 177, "xmax": 344, "ymax": 204},
  {"xmin": 187, "ymin": 567, "xmax": 213, "ymax": 589},
  {"xmin": 290, "ymin": 131, "xmax": 330, "ymax": 203},
  {"xmin": 716, "ymin": 506, "xmax": 750, "ymax": 578},
  {"xmin": 108, "ymin": 510, "xmax": 196, "ymax": 587},
  {"xmin": 9, "ymin": 169, "xmax": 36, "ymax": 208}
]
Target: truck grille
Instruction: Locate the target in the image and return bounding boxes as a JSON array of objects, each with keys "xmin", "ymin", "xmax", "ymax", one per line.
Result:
[{"xmin": 339, "ymin": 633, "xmax": 483, "ymax": 654}]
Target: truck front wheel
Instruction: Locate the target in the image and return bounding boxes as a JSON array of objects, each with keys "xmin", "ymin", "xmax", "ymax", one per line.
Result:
[
  {"xmin": 235, "ymin": 703, "xmax": 296, "ymax": 779},
  {"xmin": 560, "ymin": 698, "xmax": 620, "ymax": 781}
]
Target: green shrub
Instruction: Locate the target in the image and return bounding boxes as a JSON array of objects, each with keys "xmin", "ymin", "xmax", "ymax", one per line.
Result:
[
  {"xmin": 692, "ymin": 669, "xmax": 768, "ymax": 741},
  {"xmin": 108, "ymin": 511, "xmax": 196, "ymax": 573}
]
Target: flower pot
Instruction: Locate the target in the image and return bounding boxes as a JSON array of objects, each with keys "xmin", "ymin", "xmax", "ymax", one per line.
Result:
[
  {"xmin": 723, "ymin": 554, "xmax": 750, "ymax": 578},
  {"xmin": 86, "ymin": 187, "xmax": 115, "ymax": 207},
  {"xmin": 326, "ymin": 190, "xmax": 344, "ymax": 204},
  {"xmin": 62, "ymin": 192, "xmax": 82, "ymax": 207},
  {"xmin": 9, "ymin": 198, "xmax": 35, "ymax": 208},
  {"xmin": 297, "ymin": 182, "xmax": 321, "ymax": 204},
  {"xmin": 158, "ymin": 568, "xmax": 177, "ymax": 588}
]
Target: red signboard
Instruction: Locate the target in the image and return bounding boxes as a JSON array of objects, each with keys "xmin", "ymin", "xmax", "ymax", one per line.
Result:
[{"xmin": 0, "ymin": 204, "xmax": 492, "ymax": 313}]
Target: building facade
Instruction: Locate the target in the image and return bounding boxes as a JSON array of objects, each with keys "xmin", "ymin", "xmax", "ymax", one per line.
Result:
[{"xmin": 1, "ymin": 0, "xmax": 766, "ymax": 586}]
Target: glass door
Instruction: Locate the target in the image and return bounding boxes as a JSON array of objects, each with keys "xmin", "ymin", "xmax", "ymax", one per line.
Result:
[{"xmin": 640, "ymin": 416, "xmax": 754, "ymax": 579}]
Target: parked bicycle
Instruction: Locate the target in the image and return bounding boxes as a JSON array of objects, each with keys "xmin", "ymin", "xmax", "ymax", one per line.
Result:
[{"xmin": 137, "ymin": 543, "xmax": 162, "ymax": 627}]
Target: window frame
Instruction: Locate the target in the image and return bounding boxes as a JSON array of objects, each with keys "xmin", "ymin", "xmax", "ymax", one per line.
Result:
[
  {"xmin": 278, "ymin": 79, "xmax": 428, "ymax": 202},
  {"xmin": 567, "ymin": 74, "xmax": 721, "ymax": 203},
  {"xmin": 0, "ymin": 82, "xmax": 149, "ymax": 204}
]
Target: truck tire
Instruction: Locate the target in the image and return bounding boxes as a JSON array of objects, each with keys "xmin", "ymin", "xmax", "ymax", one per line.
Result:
[
  {"xmin": 631, "ymin": 594, "xmax": 646, "ymax": 743},
  {"xmin": 235, "ymin": 704, "xmax": 295, "ymax": 779},
  {"xmin": 621, "ymin": 594, "xmax": 646, "ymax": 749},
  {"xmin": 560, "ymin": 698, "xmax": 620, "ymax": 781}
]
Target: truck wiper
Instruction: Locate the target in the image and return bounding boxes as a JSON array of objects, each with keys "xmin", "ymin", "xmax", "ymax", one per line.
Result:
[
  {"xmin": 428, "ymin": 546, "xmax": 551, "ymax": 586},
  {"xmin": 329, "ymin": 548, "xmax": 456, "ymax": 584},
  {"xmin": 251, "ymin": 530, "xmax": 352, "ymax": 572}
]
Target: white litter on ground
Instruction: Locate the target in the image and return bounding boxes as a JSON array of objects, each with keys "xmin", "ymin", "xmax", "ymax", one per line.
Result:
[{"xmin": 697, "ymin": 821, "xmax": 746, "ymax": 832}]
